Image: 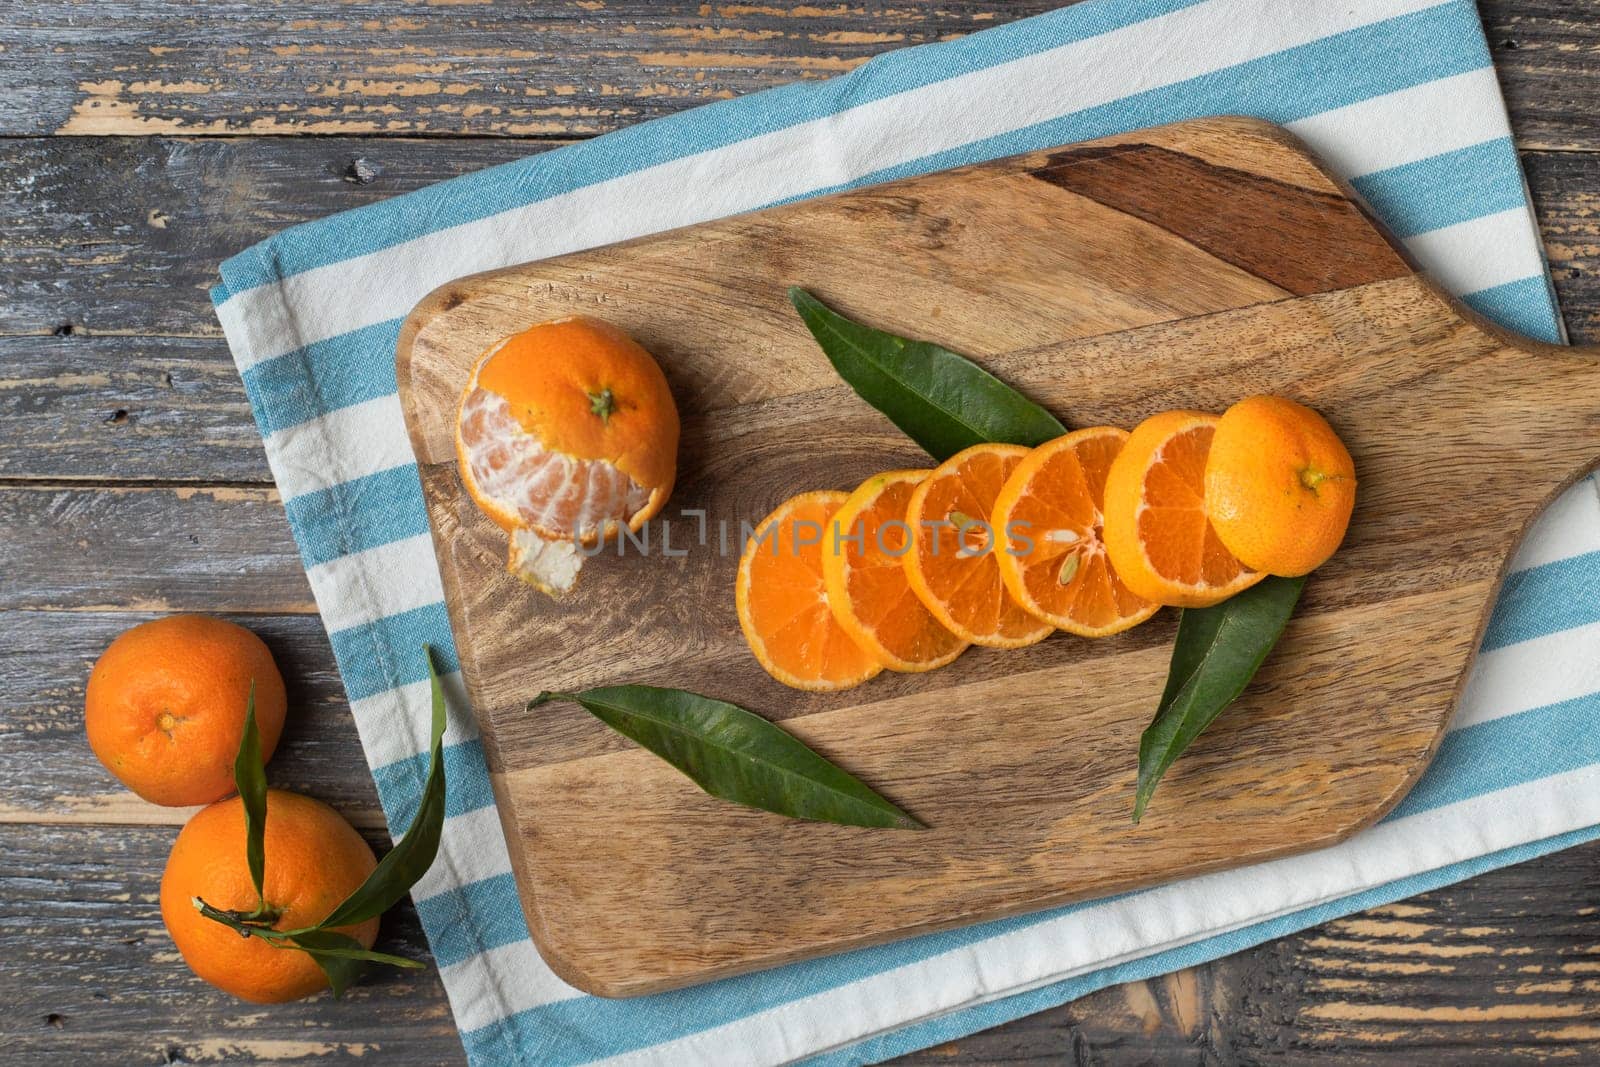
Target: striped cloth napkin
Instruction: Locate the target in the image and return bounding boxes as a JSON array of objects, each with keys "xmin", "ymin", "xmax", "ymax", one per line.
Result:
[{"xmin": 212, "ymin": 1, "xmax": 1599, "ymax": 1063}]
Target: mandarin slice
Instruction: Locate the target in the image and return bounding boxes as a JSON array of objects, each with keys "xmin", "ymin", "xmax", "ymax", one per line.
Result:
[
  {"xmin": 823, "ymin": 471, "xmax": 968, "ymax": 672},
  {"xmin": 993, "ymin": 428, "xmax": 1159, "ymax": 637},
  {"xmin": 737, "ymin": 490, "xmax": 884, "ymax": 691},
  {"xmin": 1102, "ymin": 410, "xmax": 1263, "ymax": 608},
  {"xmin": 903, "ymin": 444, "xmax": 1054, "ymax": 648}
]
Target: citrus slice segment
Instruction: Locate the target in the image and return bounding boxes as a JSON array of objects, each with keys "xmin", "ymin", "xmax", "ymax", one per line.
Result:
[
  {"xmin": 737, "ymin": 491, "xmax": 884, "ymax": 691},
  {"xmin": 1102, "ymin": 410, "xmax": 1263, "ymax": 608},
  {"xmin": 903, "ymin": 444, "xmax": 1055, "ymax": 649},
  {"xmin": 823, "ymin": 471, "xmax": 968, "ymax": 672},
  {"xmin": 993, "ymin": 428, "xmax": 1159, "ymax": 637}
]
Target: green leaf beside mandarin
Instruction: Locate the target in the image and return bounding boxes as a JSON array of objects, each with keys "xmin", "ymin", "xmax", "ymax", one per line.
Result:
[
  {"xmin": 290, "ymin": 929, "xmax": 368, "ymax": 999},
  {"xmin": 318, "ymin": 647, "xmax": 450, "ymax": 930},
  {"xmin": 530, "ymin": 685, "xmax": 923, "ymax": 830},
  {"xmin": 233, "ymin": 682, "xmax": 270, "ymax": 916},
  {"xmin": 1134, "ymin": 575, "xmax": 1307, "ymax": 823},
  {"xmin": 788, "ymin": 287, "xmax": 1066, "ymax": 461},
  {"xmin": 288, "ymin": 928, "xmax": 423, "ymax": 969}
]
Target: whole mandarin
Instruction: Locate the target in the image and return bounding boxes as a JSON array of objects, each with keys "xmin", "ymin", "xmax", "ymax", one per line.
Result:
[
  {"xmin": 160, "ymin": 789, "xmax": 379, "ymax": 1003},
  {"xmin": 1203, "ymin": 395, "xmax": 1356, "ymax": 577},
  {"xmin": 86, "ymin": 615, "xmax": 287, "ymax": 806}
]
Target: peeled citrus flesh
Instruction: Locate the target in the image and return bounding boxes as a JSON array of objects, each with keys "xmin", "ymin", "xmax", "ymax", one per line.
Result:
[
  {"xmin": 455, "ymin": 316, "xmax": 679, "ymax": 595},
  {"xmin": 1102, "ymin": 410, "xmax": 1263, "ymax": 608},
  {"xmin": 904, "ymin": 443, "xmax": 1054, "ymax": 649},
  {"xmin": 737, "ymin": 490, "xmax": 884, "ymax": 691},
  {"xmin": 993, "ymin": 428, "xmax": 1159, "ymax": 637},
  {"xmin": 823, "ymin": 470, "xmax": 968, "ymax": 672}
]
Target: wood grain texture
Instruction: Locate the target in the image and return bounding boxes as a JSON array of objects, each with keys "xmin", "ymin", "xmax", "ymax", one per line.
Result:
[
  {"xmin": 397, "ymin": 116, "xmax": 1600, "ymax": 995},
  {"xmin": 0, "ymin": 2, "xmax": 1062, "ymax": 138},
  {"xmin": 0, "ymin": 135, "xmax": 560, "ymax": 338},
  {"xmin": 2, "ymin": 1, "xmax": 1599, "ymax": 1060},
  {"xmin": 0, "ymin": 485, "xmax": 311, "ymax": 614},
  {"xmin": 0, "ymin": 1, "xmax": 1592, "ymax": 151}
]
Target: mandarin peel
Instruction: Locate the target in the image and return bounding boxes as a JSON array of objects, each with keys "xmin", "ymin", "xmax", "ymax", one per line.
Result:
[{"xmin": 455, "ymin": 316, "xmax": 679, "ymax": 596}]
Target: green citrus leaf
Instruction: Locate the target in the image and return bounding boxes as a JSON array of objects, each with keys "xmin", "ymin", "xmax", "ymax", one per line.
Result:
[
  {"xmin": 317, "ymin": 647, "xmax": 449, "ymax": 930},
  {"xmin": 294, "ymin": 929, "xmax": 424, "ymax": 999},
  {"xmin": 530, "ymin": 685, "xmax": 922, "ymax": 829},
  {"xmin": 290, "ymin": 930, "xmax": 369, "ymax": 998},
  {"xmin": 789, "ymin": 287, "xmax": 1066, "ymax": 461},
  {"xmin": 290, "ymin": 928, "xmax": 423, "ymax": 969},
  {"xmin": 232, "ymin": 682, "xmax": 269, "ymax": 914},
  {"xmin": 1134, "ymin": 575, "xmax": 1307, "ymax": 823}
]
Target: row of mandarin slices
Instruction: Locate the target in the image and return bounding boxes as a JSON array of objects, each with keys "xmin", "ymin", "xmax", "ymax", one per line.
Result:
[{"xmin": 737, "ymin": 396, "xmax": 1355, "ymax": 691}]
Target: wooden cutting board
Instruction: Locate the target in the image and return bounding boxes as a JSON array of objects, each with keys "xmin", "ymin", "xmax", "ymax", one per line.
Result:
[{"xmin": 395, "ymin": 117, "xmax": 1600, "ymax": 998}]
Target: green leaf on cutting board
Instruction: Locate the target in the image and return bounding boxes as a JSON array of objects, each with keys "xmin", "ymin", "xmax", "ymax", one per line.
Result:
[
  {"xmin": 529, "ymin": 685, "xmax": 923, "ymax": 829},
  {"xmin": 789, "ymin": 287, "xmax": 1066, "ymax": 461},
  {"xmin": 1134, "ymin": 575, "xmax": 1307, "ymax": 823}
]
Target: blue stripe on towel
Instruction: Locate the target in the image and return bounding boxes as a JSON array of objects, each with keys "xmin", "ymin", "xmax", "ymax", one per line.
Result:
[
  {"xmin": 372, "ymin": 737, "xmax": 497, "ymax": 831},
  {"xmin": 327, "ymin": 602, "xmax": 459, "ymax": 703},
  {"xmin": 282, "ymin": 464, "xmax": 433, "ymax": 569},
  {"xmin": 1351, "ymin": 137, "xmax": 1526, "ymax": 237},
  {"xmin": 1481, "ymin": 551, "xmax": 1600, "ymax": 650},
  {"xmin": 416, "ymin": 873, "xmax": 532, "ymax": 968},
  {"xmin": 241, "ymin": 320, "xmax": 403, "ymax": 435},
  {"xmin": 1463, "ymin": 275, "xmax": 1566, "ymax": 343}
]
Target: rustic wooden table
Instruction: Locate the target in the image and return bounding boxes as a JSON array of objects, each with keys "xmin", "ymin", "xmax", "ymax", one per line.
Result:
[{"xmin": 2, "ymin": 3, "xmax": 1597, "ymax": 1063}]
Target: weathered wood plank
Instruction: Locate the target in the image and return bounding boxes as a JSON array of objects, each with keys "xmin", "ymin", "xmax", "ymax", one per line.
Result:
[
  {"xmin": 4, "ymin": 815, "xmax": 1595, "ymax": 1066},
  {"xmin": 1481, "ymin": 0, "xmax": 1600, "ymax": 153},
  {"xmin": 0, "ymin": 135, "xmax": 556, "ymax": 337},
  {"xmin": 1525, "ymin": 148, "xmax": 1600, "ymax": 342},
  {"xmin": 0, "ymin": 2, "xmax": 1592, "ymax": 151},
  {"xmin": 0, "ymin": 823, "xmax": 463, "ymax": 1067},
  {"xmin": 0, "ymin": 611, "xmax": 384, "ymax": 828},
  {"xmin": 893, "ymin": 845, "xmax": 1600, "ymax": 1064},
  {"xmin": 0, "ymin": 485, "xmax": 311, "ymax": 613},
  {"xmin": 0, "ymin": 336, "xmax": 269, "ymax": 483},
  {"xmin": 3, "ymin": 2, "xmax": 1050, "ymax": 138},
  {"xmin": 0, "ymin": 138, "xmax": 1596, "ymax": 486}
]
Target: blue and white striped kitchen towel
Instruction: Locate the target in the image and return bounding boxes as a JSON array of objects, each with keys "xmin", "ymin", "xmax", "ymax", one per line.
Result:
[{"xmin": 212, "ymin": 1, "xmax": 1600, "ymax": 1063}]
